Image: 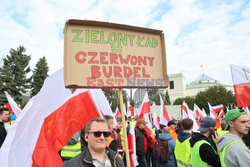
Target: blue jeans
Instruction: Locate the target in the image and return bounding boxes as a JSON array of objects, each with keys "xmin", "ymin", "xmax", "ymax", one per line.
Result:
[{"xmin": 137, "ymin": 155, "xmax": 148, "ymax": 167}]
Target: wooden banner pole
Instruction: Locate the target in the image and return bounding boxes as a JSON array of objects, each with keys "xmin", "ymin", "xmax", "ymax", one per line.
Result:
[{"xmin": 119, "ymin": 88, "xmax": 131, "ymax": 167}]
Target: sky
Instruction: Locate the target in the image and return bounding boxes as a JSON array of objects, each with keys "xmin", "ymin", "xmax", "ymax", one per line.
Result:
[{"xmin": 0, "ymin": 0, "xmax": 250, "ymax": 85}]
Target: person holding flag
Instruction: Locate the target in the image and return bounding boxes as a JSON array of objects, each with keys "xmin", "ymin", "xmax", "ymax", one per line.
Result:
[
  {"xmin": 135, "ymin": 119, "xmax": 149, "ymax": 167},
  {"xmin": 0, "ymin": 107, "xmax": 9, "ymax": 148}
]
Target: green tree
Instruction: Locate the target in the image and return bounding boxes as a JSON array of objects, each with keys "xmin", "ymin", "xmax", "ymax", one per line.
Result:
[
  {"xmin": 195, "ymin": 85, "xmax": 236, "ymax": 113},
  {"xmin": 102, "ymin": 89, "xmax": 128, "ymax": 112},
  {"xmin": 162, "ymin": 90, "xmax": 171, "ymax": 105},
  {"xmin": 30, "ymin": 56, "xmax": 49, "ymax": 97},
  {"xmin": 0, "ymin": 46, "xmax": 31, "ymax": 106},
  {"xmin": 173, "ymin": 96, "xmax": 196, "ymax": 110},
  {"xmin": 147, "ymin": 88, "xmax": 161, "ymax": 105}
]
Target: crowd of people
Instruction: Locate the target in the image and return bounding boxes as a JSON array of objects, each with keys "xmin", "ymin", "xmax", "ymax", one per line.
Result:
[{"xmin": 1, "ymin": 106, "xmax": 250, "ymax": 167}]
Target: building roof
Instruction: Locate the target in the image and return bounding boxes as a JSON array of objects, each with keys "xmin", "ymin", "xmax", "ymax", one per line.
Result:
[
  {"xmin": 189, "ymin": 73, "xmax": 218, "ymax": 84},
  {"xmin": 186, "ymin": 82, "xmax": 231, "ymax": 89}
]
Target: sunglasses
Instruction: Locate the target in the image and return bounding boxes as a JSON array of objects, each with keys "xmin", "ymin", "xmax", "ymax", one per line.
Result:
[{"xmin": 88, "ymin": 131, "xmax": 111, "ymax": 138}]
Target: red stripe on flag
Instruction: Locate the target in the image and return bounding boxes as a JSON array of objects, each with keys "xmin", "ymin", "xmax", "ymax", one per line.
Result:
[
  {"xmin": 234, "ymin": 83, "xmax": 250, "ymax": 107},
  {"xmin": 163, "ymin": 105, "xmax": 171, "ymax": 122},
  {"xmin": 32, "ymin": 92, "xmax": 100, "ymax": 167}
]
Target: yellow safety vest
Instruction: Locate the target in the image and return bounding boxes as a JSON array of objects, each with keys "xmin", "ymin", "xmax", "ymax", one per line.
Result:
[
  {"xmin": 220, "ymin": 140, "xmax": 246, "ymax": 167},
  {"xmin": 174, "ymin": 137, "xmax": 192, "ymax": 167},
  {"xmin": 190, "ymin": 140, "xmax": 216, "ymax": 167},
  {"xmin": 60, "ymin": 136, "xmax": 81, "ymax": 158},
  {"xmin": 120, "ymin": 123, "xmax": 128, "ymax": 147},
  {"xmin": 217, "ymin": 127, "xmax": 229, "ymax": 136}
]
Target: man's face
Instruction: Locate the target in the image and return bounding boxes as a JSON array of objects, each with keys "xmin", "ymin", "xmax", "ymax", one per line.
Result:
[
  {"xmin": 230, "ymin": 115, "xmax": 249, "ymax": 136},
  {"xmin": 138, "ymin": 123, "xmax": 145, "ymax": 129},
  {"xmin": 116, "ymin": 121, "xmax": 122, "ymax": 130},
  {"xmin": 0, "ymin": 110, "xmax": 9, "ymax": 122},
  {"xmin": 169, "ymin": 124, "xmax": 176, "ymax": 129},
  {"xmin": 85, "ymin": 121, "xmax": 109, "ymax": 152}
]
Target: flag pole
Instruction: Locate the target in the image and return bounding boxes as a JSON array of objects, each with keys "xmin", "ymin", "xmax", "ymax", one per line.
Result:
[{"xmin": 119, "ymin": 88, "xmax": 131, "ymax": 167}]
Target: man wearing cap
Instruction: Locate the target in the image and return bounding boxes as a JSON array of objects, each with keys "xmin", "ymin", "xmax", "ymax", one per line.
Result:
[
  {"xmin": 218, "ymin": 109, "xmax": 250, "ymax": 167},
  {"xmin": 168, "ymin": 120, "xmax": 178, "ymax": 141},
  {"xmin": 190, "ymin": 117, "xmax": 221, "ymax": 167},
  {"xmin": 135, "ymin": 119, "xmax": 148, "ymax": 167}
]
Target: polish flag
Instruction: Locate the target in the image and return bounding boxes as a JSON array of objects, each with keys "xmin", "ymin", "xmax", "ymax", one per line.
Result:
[
  {"xmin": 128, "ymin": 121, "xmax": 139, "ymax": 167},
  {"xmin": 208, "ymin": 102, "xmax": 221, "ymax": 129},
  {"xmin": 201, "ymin": 108, "xmax": 207, "ymax": 117},
  {"xmin": 153, "ymin": 111, "xmax": 160, "ymax": 130},
  {"xmin": 230, "ymin": 64, "xmax": 250, "ymax": 107},
  {"xmin": 193, "ymin": 104, "xmax": 202, "ymax": 119},
  {"xmin": 4, "ymin": 92, "xmax": 22, "ymax": 117},
  {"xmin": 137, "ymin": 92, "xmax": 151, "ymax": 121},
  {"xmin": 218, "ymin": 110, "xmax": 225, "ymax": 119},
  {"xmin": 159, "ymin": 95, "xmax": 171, "ymax": 126},
  {"xmin": 144, "ymin": 113, "xmax": 152, "ymax": 130},
  {"xmin": 115, "ymin": 107, "xmax": 120, "ymax": 118},
  {"xmin": 182, "ymin": 102, "xmax": 199, "ymax": 132},
  {"xmin": 182, "ymin": 101, "xmax": 189, "ymax": 118},
  {"xmin": 127, "ymin": 103, "xmax": 135, "ymax": 118},
  {"xmin": 211, "ymin": 104, "xmax": 224, "ymax": 113},
  {"xmin": 0, "ymin": 69, "xmax": 101, "ymax": 167}
]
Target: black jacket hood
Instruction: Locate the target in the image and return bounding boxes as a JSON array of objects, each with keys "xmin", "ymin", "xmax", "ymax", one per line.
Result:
[{"xmin": 190, "ymin": 132, "xmax": 209, "ymax": 147}]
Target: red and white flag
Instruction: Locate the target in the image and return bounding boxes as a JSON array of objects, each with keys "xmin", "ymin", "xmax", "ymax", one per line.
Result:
[
  {"xmin": 218, "ymin": 110, "xmax": 225, "ymax": 119},
  {"xmin": 137, "ymin": 92, "xmax": 151, "ymax": 121},
  {"xmin": 115, "ymin": 107, "xmax": 120, "ymax": 118},
  {"xmin": 208, "ymin": 102, "xmax": 221, "ymax": 129},
  {"xmin": 153, "ymin": 111, "xmax": 160, "ymax": 130},
  {"xmin": 211, "ymin": 104, "xmax": 224, "ymax": 113},
  {"xmin": 182, "ymin": 101, "xmax": 189, "ymax": 118},
  {"xmin": 0, "ymin": 69, "xmax": 101, "ymax": 167},
  {"xmin": 127, "ymin": 102, "xmax": 135, "ymax": 118},
  {"xmin": 193, "ymin": 104, "xmax": 202, "ymax": 119},
  {"xmin": 159, "ymin": 95, "xmax": 171, "ymax": 126},
  {"xmin": 4, "ymin": 92, "xmax": 22, "ymax": 117},
  {"xmin": 128, "ymin": 121, "xmax": 139, "ymax": 167},
  {"xmin": 201, "ymin": 108, "xmax": 207, "ymax": 117},
  {"xmin": 182, "ymin": 102, "xmax": 199, "ymax": 132},
  {"xmin": 230, "ymin": 64, "xmax": 250, "ymax": 107}
]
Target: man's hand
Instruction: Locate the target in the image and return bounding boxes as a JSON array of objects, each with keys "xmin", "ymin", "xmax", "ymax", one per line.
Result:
[{"xmin": 212, "ymin": 131, "xmax": 220, "ymax": 144}]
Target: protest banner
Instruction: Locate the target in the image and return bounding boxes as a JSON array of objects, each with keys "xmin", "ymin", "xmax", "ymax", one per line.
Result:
[{"xmin": 64, "ymin": 19, "xmax": 168, "ymax": 88}]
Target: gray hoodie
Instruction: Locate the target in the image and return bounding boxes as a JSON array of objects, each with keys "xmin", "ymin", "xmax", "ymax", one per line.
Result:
[{"xmin": 218, "ymin": 133, "xmax": 250, "ymax": 167}]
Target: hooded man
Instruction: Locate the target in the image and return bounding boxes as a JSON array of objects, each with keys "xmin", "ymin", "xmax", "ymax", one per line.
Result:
[
  {"xmin": 174, "ymin": 118, "xmax": 193, "ymax": 167},
  {"xmin": 190, "ymin": 117, "xmax": 221, "ymax": 167},
  {"xmin": 218, "ymin": 109, "xmax": 250, "ymax": 167}
]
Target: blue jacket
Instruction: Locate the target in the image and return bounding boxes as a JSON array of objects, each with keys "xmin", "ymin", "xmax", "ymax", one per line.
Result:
[{"xmin": 154, "ymin": 134, "xmax": 177, "ymax": 167}]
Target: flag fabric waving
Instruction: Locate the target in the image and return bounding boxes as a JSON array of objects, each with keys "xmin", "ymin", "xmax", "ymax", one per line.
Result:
[
  {"xmin": 115, "ymin": 107, "xmax": 121, "ymax": 118},
  {"xmin": 208, "ymin": 102, "xmax": 221, "ymax": 129},
  {"xmin": 137, "ymin": 92, "xmax": 151, "ymax": 121},
  {"xmin": 181, "ymin": 101, "xmax": 189, "ymax": 119},
  {"xmin": 210, "ymin": 104, "xmax": 224, "ymax": 113},
  {"xmin": 4, "ymin": 92, "xmax": 22, "ymax": 117},
  {"xmin": 193, "ymin": 104, "xmax": 202, "ymax": 120},
  {"xmin": 0, "ymin": 68, "xmax": 101, "ymax": 167},
  {"xmin": 128, "ymin": 121, "xmax": 139, "ymax": 167},
  {"xmin": 159, "ymin": 95, "xmax": 171, "ymax": 126},
  {"xmin": 153, "ymin": 111, "xmax": 160, "ymax": 130},
  {"xmin": 230, "ymin": 64, "xmax": 250, "ymax": 107}
]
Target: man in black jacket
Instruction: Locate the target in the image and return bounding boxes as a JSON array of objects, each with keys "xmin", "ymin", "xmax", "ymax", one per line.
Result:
[
  {"xmin": 135, "ymin": 119, "xmax": 148, "ymax": 167},
  {"xmin": 63, "ymin": 118, "xmax": 124, "ymax": 167},
  {"xmin": 0, "ymin": 107, "xmax": 9, "ymax": 148},
  {"xmin": 190, "ymin": 117, "xmax": 221, "ymax": 167}
]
